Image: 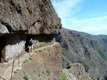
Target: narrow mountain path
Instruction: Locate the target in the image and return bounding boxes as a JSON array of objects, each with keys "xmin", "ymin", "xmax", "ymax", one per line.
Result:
[
  {"xmin": 0, "ymin": 42, "xmax": 57, "ymax": 80},
  {"xmin": 62, "ymin": 55, "xmax": 72, "ymax": 65}
]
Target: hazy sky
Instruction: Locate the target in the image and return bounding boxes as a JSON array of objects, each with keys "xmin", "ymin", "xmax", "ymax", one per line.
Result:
[{"xmin": 51, "ymin": 0, "xmax": 107, "ymax": 35}]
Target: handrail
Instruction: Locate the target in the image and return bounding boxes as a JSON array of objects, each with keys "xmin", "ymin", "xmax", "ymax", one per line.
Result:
[{"xmin": 0, "ymin": 45, "xmax": 32, "ymax": 80}]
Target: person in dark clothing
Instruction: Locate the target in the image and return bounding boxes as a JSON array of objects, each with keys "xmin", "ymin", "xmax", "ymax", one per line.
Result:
[
  {"xmin": 25, "ymin": 38, "xmax": 37, "ymax": 52},
  {"xmin": 29, "ymin": 38, "xmax": 34, "ymax": 46}
]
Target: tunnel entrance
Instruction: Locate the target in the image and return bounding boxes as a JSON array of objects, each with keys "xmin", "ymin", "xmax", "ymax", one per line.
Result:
[
  {"xmin": 105, "ymin": 76, "xmax": 107, "ymax": 80},
  {"xmin": 0, "ymin": 33, "xmax": 56, "ymax": 62},
  {"xmin": 0, "ymin": 36, "xmax": 7, "ymax": 62},
  {"xmin": 25, "ymin": 37, "xmax": 31, "ymax": 52}
]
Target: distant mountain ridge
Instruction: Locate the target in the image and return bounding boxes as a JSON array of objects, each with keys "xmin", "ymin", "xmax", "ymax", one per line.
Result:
[{"xmin": 56, "ymin": 28, "xmax": 107, "ymax": 80}]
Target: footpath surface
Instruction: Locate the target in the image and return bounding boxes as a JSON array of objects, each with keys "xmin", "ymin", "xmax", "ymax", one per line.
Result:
[{"xmin": 0, "ymin": 42, "xmax": 56, "ymax": 80}]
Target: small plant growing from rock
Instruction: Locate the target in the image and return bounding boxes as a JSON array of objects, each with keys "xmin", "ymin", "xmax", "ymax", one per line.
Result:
[
  {"xmin": 48, "ymin": 78, "xmax": 51, "ymax": 80},
  {"xmin": 55, "ymin": 73, "xmax": 67, "ymax": 80},
  {"xmin": 61, "ymin": 73, "xmax": 67, "ymax": 80},
  {"xmin": 29, "ymin": 56, "xmax": 32, "ymax": 60},
  {"xmin": 23, "ymin": 59, "xmax": 29, "ymax": 63},
  {"xmin": 23, "ymin": 56, "xmax": 32, "ymax": 63},
  {"xmin": 38, "ymin": 50, "xmax": 42, "ymax": 52},
  {"xmin": 47, "ymin": 69, "xmax": 52, "ymax": 75},
  {"xmin": 14, "ymin": 71, "xmax": 17, "ymax": 74},
  {"xmin": 23, "ymin": 71, "xmax": 30, "ymax": 80}
]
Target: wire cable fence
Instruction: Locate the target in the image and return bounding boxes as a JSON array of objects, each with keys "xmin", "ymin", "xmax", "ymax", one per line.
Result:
[{"xmin": 0, "ymin": 46, "xmax": 33, "ymax": 80}]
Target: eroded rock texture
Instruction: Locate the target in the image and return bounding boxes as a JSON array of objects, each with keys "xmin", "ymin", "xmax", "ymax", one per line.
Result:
[
  {"xmin": 0, "ymin": 0, "xmax": 61, "ymax": 35},
  {"xmin": 0, "ymin": 0, "xmax": 61, "ymax": 62}
]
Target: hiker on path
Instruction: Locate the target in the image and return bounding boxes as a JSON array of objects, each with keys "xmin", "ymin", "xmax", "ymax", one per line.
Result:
[
  {"xmin": 29, "ymin": 38, "xmax": 37, "ymax": 53},
  {"xmin": 25, "ymin": 38, "xmax": 37, "ymax": 53}
]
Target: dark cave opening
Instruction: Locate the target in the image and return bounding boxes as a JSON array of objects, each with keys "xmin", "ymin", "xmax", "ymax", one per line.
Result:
[
  {"xmin": 0, "ymin": 36, "xmax": 6, "ymax": 62},
  {"xmin": 105, "ymin": 76, "xmax": 107, "ymax": 80}
]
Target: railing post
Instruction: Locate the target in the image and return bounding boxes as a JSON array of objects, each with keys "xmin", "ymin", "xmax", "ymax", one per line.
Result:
[
  {"xmin": 18, "ymin": 52, "xmax": 20, "ymax": 69},
  {"xmin": 10, "ymin": 59, "xmax": 15, "ymax": 80}
]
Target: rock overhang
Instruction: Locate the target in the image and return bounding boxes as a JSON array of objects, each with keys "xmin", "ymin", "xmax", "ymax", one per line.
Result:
[{"xmin": 0, "ymin": 0, "xmax": 62, "ymax": 35}]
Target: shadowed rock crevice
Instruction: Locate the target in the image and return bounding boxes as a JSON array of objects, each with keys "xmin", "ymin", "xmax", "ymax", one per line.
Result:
[
  {"xmin": 16, "ymin": 4, "xmax": 22, "ymax": 14},
  {"xmin": 26, "ymin": 7, "xmax": 32, "ymax": 15},
  {"xmin": 9, "ymin": 0, "xmax": 15, "ymax": 7},
  {"xmin": 105, "ymin": 76, "xmax": 107, "ymax": 80},
  {"xmin": 0, "ymin": 20, "xmax": 12, "ymax": 32}
]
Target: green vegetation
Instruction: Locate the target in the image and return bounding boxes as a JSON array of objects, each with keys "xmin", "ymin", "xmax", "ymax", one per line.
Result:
[
  {"xmin": 47, "ymin": 69, "xmax": 52, "ymax": 75},
  {"xmin": 61, "ymin": 73, "xmax": 67, "ymax": 80},
  {"xmin": 29, "ymin": 76, "xmax": 41, "ymax": 80},
  {"xmin": 23, "ymin": 56, "xmax": 32, "ymax": 63},
  {"xmin": 38, "ymin": 50, "xmax": 42, "ymax": 52},
  {"xmin": 35, "ymin": 0, "xmax": 44, "ymax": 13},
  {"xmin": 62, "ymin": 48, "xmax": 68, "ymax": 55},
  {"xmin": 58, "ymin": 18, "xmax": 62, "ymax": 29},
  {"xmin": 34, "ymin": 42, "xmax": 52, "ymax": 49},
  {"xmin": 55, "ymin": 73, "xmax": 67, "ymax": 80},
  {"xmin": 23, "ymin": 71, "xmax": 30, "ymax": 80},
  {"xmin": 92, "ymin": 41, "xmax": 107, "ymax": 60},
  {"xmin": 11, "ymin": 0, "xmax": 22, "ymax": 4},
  {"xmin": 29, "ymin": 56, "xmax": 32, "ymax": 60},
  {"xmin": 62, "ymin": 48, "xmax": 68, "ymax": 51},
  {"xmin": 14, "ymin": 71, "xmax": 17, "ymax": 74},
  {"xmin": 48, "ymin": 78, "xmax": 51, "ymax": 80},
  {"xmin": 23, "ymin": 59, "xmax": 29, "ymax": 63},
  {"xmin": 0, "ymin": 1, "xmax": 3, "ymax": 8}
]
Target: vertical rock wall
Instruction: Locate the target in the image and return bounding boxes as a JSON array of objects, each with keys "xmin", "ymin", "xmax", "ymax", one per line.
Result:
[
  {"xmin": 0, "ymin": 0, "xmax": 61, "ymax": 34},
  {"xmin": 0, "ymin": 0, "xmax": 62, "ymax": 62},
  {"xmin": 6, "ymin": 41, "xmax": 25, "ymax": 60}
]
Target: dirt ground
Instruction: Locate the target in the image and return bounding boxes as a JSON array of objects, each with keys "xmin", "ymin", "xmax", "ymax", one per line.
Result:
[
  {"xmin": 12, "ymin": 42, "xmax": 62, "ymax": 80},
  {"xmin": 0, "ymin": 42, "xmax": 62, "ymax": 80},
  {"xmin": 0, "ymin": 63, "xmax": 10, "ymax": 77}
]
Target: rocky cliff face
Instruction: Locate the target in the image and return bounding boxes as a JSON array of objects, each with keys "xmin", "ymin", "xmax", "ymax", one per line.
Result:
[
  {"xmin": 0, "ymin": 0, "xmax": 62, "ymax": 61},
  {"xmin": 0, "ymin": 0, "xmax": 61, "ymax": 34},
  {"xmin": 55, "ymin": 28, "xmax": 107, "ymax": 80},
  {"xmin": 0, "ymin": 0, "xmax": 62, "ymax": 80},
  {"xmin": 63, "ymin": 63, "xmax": 91, "ymax": 80}
]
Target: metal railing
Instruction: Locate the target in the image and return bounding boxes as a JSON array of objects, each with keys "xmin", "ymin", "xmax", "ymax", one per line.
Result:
[{"xmin": 0, "ymin": 46, "xmax": 33, "ymax": 80}]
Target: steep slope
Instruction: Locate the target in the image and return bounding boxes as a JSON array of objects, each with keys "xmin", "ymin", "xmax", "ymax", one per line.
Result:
[
  {"xmin": 62, "ymin": 63, "xmax": 91, "ymax": 80},
  {"xmin": 12, "ymin": 42, "xmax": 62, "ymax": 80},
  {"xmin": 0, "ymin": 0, "xmax": 63, "ymax": 80},
  {"xmin": 0, "ymin": 42, "xmax": 62, "ymax": 80},
  {"xmin": 55, "ymin": 28, "xmax": 107, "ymax": 80}
]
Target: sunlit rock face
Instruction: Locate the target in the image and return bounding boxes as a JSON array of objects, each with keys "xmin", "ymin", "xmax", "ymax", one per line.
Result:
[
  {"xmin": 0, "ymin": 0, "xmax": 61, "ymax": 61},
  {"xmin": 0, "ymin": 0, "xmax": 61, "ymax": 35}
]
